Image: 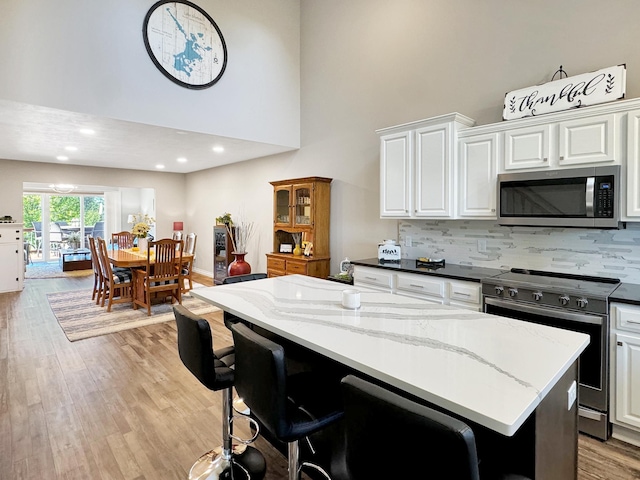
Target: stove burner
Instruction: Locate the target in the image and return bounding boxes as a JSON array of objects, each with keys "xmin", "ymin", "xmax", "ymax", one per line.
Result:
[{"xmin": 482, "ymin": 268, "xmax": 621, "ymax": 316}]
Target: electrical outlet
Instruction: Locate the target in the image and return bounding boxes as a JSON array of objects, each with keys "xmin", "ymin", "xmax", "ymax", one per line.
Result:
[
  {"xmin": 477, "ymin": 239, "xmax": 487, "ymax": 253},
  {"xmin": 405, "ymin": 236, "xmax": 412, "ymax": 247},
  {"xmin": 567, "ymin": 381, "xmax": 577, "ymax": 410}
]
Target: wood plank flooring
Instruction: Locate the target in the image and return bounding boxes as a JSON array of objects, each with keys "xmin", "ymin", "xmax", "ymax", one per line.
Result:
[{"xmin": 1, "ymin": 273, "xmax": 639, "ymax": 479}]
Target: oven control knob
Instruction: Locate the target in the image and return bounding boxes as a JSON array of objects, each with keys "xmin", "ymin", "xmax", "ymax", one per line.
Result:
[
  {"xmin": 508, "ymin": 288, "xmax": 518, "ymax": 297},
  {"xmin": 577, "ymin": 298, "xmax": 589, "ymax": 308},
  {"xmin": 494, "ymin": 286, "xmax": 504, "ymax": 295},
  {"xmin": 559, "ymin": 295, "xmax": 570, "ymax": 306},
  {"xmin": 532, "ymin": 291, "xmax": 543, "ymax": 301}
]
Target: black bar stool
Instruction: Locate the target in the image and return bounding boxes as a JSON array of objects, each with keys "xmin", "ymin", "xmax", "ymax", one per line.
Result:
[
  {"xmin": 330, "ymin": 375, "xmax": 532, "ymax": 480},
  {"xmin": 230, "ymin": 322, "xmax": 344, "ymax": 480},
  {"xmin": 173, "ymin": 305, "xmax": 266, "ymax": 480}
]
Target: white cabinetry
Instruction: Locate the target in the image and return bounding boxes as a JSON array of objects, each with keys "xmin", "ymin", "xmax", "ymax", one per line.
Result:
[
  {"xmin": 378, "ymin": 113, "xmax": 475, "ymax": 219},
  {"xmin": 503, "ymin": 124, "xmax": 551, "ymax": 170},
  {"xmin": 353, "ymin": 265, "xmax": 481, "ymax": 311},
  {"xmin": 610, "ymin": 303, "xmax": 640, "ymax": 446},
  {"xmin": 352, "ymin": 266, "xmax": 395, "ymax": 293},
  {"xmin": 626, "ymin": 109, "xmax": 640, "ymax": 218},
  {"xmin": 0, "ymin": 224, "xmax": 24, "ymax": 293},
  {"xmin": 558, "ymin": 114, "xmax": 616, "ymax": 166},
  {"xmin": 458, "ymin": 133, "xmax": 498, "ymax": 218}
]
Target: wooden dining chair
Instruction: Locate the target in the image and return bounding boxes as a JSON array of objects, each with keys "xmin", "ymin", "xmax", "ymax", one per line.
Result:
[
  {"xmin": 96, "ymin": 237, "xmax": 133, "ymax": 312},
  {"xmin": 111, "ymin": 231, "xmax": 135, "ymax": 249},
  {"xmin": 87, "ymin": 235, "xmax": 104, "ymax": 304},
  {"xmin": 132, "ymin": 238, "xmax": 183, "ymax": 316},
  {"xmin": 181, "ymin": 233, "xmax": 197, "ymax": 293}
]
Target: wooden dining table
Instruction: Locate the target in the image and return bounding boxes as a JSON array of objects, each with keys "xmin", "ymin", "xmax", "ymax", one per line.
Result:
[{"xmin": 107, "ymin": 247, "xmax": 193, "ymax": 268}]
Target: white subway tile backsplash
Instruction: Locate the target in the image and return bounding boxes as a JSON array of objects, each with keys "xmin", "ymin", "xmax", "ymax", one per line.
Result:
[{"xmin": 399, "ymin": 220, "xmax": 640, "ymax": 283}]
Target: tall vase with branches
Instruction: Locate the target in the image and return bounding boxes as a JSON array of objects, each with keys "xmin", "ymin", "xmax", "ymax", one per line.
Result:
[{"xmin": 226, "ymin": 217, "xmax": 255, "ymax": 276}]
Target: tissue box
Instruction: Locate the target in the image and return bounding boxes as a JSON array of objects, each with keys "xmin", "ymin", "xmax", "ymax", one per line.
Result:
[{"xmin": 378, "ymin": 243, "xmax": 401, "ymax": 263}]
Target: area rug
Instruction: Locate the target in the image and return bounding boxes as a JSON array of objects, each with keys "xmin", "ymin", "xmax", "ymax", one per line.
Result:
[
  {"xmin": 47, "ymin": 288, "xmax": 220, "ymax": 342},
  {"xmin": 26, "ymin": 261, "xmax": 93, "ymax": 279}
]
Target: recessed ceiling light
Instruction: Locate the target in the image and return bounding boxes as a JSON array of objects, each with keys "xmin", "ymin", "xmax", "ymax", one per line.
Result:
[
  {"xmin": 177, "ymin": 157, "xmax": 187, "ymax": 163},
  {"xmin": 56, "ymin": 155, "xmax": 69, "ymax": 161},
  {"xmin": 212, "ymin": 146, "xmax": 224, "ymax": 153},
  {"xmin": 79, "ymin": 128, "xmax": 95, "ymax": 135},
  {"xmin": 64, "ymin": 146, "xmax": 78, "ymax": 151},
  {"xmin": 156, "ymin": 164, "xmax": 165, "ymax": 169}
]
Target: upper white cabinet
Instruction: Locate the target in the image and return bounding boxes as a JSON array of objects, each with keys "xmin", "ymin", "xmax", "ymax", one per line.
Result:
[
  {"xmin": 379, "ymin": 130, "xmax": 412, "ymax": 217},
  {"xmin": 458, "ymin": 133, "xmax": 498, "ymax": 218},
  {"xmin": 503, "ymin": 124, "xmax": 551, "ymax": 170},
  {"xmin": 378, "ymin": 113, "xmax": 475, "ymax": 219},
  {"xmin": 626, "ymin": 109, "xmax": 640, "ymax": 218},
  {"xmin": 558, "ymin": 114, "xmax": 616, "ymax": 166},
  {"xmin": 378, "ymin": 97, "xmax": 640, "ymax": 220}
]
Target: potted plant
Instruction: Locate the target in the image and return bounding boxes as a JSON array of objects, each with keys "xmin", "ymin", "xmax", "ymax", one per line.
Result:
[
  {"xmin": 216, "ymin": 213, "xmax": 233, "ymax": 226},
  {"xmin": 66, "ymin": 231, "xmax": 81, "ymax": 250}
]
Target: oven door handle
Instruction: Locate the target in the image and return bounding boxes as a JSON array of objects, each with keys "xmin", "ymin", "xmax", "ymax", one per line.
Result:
[{"xmin": 484, "ymin": 297, "xmax": 603, "ymax": 325}]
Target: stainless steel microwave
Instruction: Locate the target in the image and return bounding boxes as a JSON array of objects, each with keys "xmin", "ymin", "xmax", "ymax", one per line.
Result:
[{"xmin": 497, "ymin": 165, "xmax": 620, "ymax": 228}]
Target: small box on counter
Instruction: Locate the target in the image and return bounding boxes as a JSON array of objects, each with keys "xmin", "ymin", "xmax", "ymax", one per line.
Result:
[{"xmin": 378, "ymin": 241, "xmax": 401, "ymax": 263}]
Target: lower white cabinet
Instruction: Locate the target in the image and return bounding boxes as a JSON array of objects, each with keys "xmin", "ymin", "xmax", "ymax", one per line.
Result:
[
  {"xmin": 610, "ymin": 303, "xmax": 640, "ymax": 445},
  {"xmin": 352, "ymin": 266, "xmax": 395, "ymax": 293},
  {"xmin": 0, "ymin": 224, "xmax": 24, "ymax": 293},
  {"xmin": 353, "ymin": 265, "xmax": 481, "ymax": 310}
]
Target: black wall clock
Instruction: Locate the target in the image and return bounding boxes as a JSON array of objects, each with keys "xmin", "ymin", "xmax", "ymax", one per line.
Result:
[{"xmin": 143, "ymin": 0, "xmax": 227, "ymax": 89}]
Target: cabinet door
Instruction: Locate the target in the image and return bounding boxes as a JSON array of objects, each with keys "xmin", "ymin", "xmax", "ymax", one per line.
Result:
[
  {"xmin": 292, "ymin": 183, "xmax": 314, "ymax": 228},
  {"xmin": 458, "ymin": 133, "xmax": 497, "ymax": 218},
  {"xmin": 627, "ymin": 110, "xmax": 640, "ymax": 217},
  {"xmin": 414, "ymin": 123, "xmax": 453, "ymax": 217},
  {"xmin": 274, "ymin": 185, "xmax": 292, "ymax": 227},
  {"xmin": 558, "ymin": 114, "xmax": 616, "ymax": 166},
  {"xmin": 380, "ymin": 131, "xmax": 412, "ymax": 217},
  {"xmin": 615, "ymin": 332, "xmax": 640, "ymax": 429},
  {"xmin": 503, "ymin": 124, "xmax": 551, "ymax": 171},
  {"xmin": 0, "ymin": 243, "xmax": 21, "ymax": 293}
]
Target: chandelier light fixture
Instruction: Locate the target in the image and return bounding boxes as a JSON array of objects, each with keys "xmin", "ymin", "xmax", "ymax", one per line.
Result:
[{"xmin": 49, "ymin": 184, "xmax": 76, "ymax": 194}]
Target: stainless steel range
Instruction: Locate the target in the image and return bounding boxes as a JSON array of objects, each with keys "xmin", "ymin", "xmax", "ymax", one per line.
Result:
[{"xmin": 481, "ymin": 268, "xmax": 621, "ymax": 440}]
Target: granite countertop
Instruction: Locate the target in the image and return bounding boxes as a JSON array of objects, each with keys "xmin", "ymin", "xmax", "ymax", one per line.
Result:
[
  {"xmin": 610, "ymin": 283, "xmax": 640, "ymax": 306},
  {"xmin": 350, "ymin": 257, "xmax": 507, "ymax": 282},
  {"xmin": 192, "ymin": 275, "xmax": 588, "ymax": 437}
]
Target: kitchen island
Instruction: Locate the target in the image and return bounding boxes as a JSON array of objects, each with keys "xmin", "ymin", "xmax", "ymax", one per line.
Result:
[{"xmin": 192, "ymin": 274, "xmax": 589, "ymax": 479}]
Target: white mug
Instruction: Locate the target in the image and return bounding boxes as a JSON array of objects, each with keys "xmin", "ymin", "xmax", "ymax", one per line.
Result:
[{"xmin": 342, "ymin": 289, "xmax": 361, "ymax": 309}]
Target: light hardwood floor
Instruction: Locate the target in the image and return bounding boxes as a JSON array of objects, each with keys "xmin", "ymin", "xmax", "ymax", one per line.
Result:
[{"xmin": 1, "ymin": 273, "xmax": 640, "ymax": 479}]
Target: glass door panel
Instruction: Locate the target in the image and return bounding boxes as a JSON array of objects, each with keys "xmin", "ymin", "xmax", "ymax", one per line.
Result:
[
  {"xmin": 293, "ymin": 184, "xmax": 312, "ymax": 226},
  {"xmin": 275, "ymin": 186, "xmax": 291, "ymax": 226},
  {"xmin": 83, "ymin": 196, "xmax": 104, "ymax": 247},
  {"xmin": 22, "ymin": 193, "xmax": 42, "ymax": 262}
]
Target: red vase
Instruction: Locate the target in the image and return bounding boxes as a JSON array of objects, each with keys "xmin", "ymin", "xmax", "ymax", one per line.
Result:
[{"xmin": 228, "ymin": 252, "xmax": 251, "ymax": 276}]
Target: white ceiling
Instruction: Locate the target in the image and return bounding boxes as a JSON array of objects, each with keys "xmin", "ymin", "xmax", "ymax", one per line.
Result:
[{"xmin": 0, "ymin": 99, "xmax": 296, "ymax": 174}]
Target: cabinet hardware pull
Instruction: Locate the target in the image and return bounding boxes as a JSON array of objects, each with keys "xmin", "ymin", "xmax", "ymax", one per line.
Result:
[
  {"xmin": 617, "ymin": 341, "xmax": 623, "ymax": 346},
  {"xmin": 365, "ymin": 276, "xmax": 377, "ymax": 280},
  {"xmin": 491, "ymin": 209, "xmax": 496, "ymax": 212},
  {"xmin": 543, "ymin": 157, "xmax": 548, "ymax": 162},
  {"xmin": 626, "ymin": 319, "xmax": 640, "ymax": 325},
  {"xmin": 409, "ymin": 284, "xmax": 424, "ymax": 288},
  {"xmin": 560, "ymin": 156, "xmax": 564, "ymax": 161},
  {"xmin": 453, "ymin": 292, "xmax": 471, "ymax": 296}
]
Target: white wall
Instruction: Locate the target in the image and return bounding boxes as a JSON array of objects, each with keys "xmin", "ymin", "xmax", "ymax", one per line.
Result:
[
  {"xmin": 189, "ymin": 0, "xmax": 640, "ymax": 276},
  {"xmin": 0, "ymin": 0, "xmax": 300, "ymax": 148}
]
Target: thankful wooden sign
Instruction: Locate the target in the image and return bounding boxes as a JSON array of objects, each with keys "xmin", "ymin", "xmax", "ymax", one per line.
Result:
[{"xmin": 503, "ymin": 64, "xmax": 626, "ymax": 120}]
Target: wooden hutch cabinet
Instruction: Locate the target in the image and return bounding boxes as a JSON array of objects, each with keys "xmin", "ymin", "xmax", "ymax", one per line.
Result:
[{"xmin": 266, "ymin": 176, "xmax": 331, "ymax": 279}]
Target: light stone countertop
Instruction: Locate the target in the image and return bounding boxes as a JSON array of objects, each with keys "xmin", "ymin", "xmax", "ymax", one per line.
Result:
[{"xmin": 191, "ymin": 274, "xmax": 589, "ymax": 436}]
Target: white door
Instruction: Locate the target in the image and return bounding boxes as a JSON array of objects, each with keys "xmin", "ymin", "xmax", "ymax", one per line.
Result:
[
  {"xmin": 380, "ymin": 131, "xmax": 412, "ymax": 217},
  {"xmin": 558, "ymin": 114, "xmax": 616, "ymax": 166},
  {"xmin": 503, "ymin": 124, "xmax": 551, "ymax": 171},
  {"xmin": 458, "ymin": 133, "xmax": 498, "ymax": 218},
  {"xmin": 615, "ymin": 332, "xmax": 640, "ymax": 429},
  {"xmin": 415, "ymin": 123, "xmax": 452, "ymax": 217}
]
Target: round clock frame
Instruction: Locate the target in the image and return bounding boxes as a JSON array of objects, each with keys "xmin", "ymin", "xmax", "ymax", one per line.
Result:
[{"xmin": 142, "ymin": 0, "xmax": 227, "ymax": 89}]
